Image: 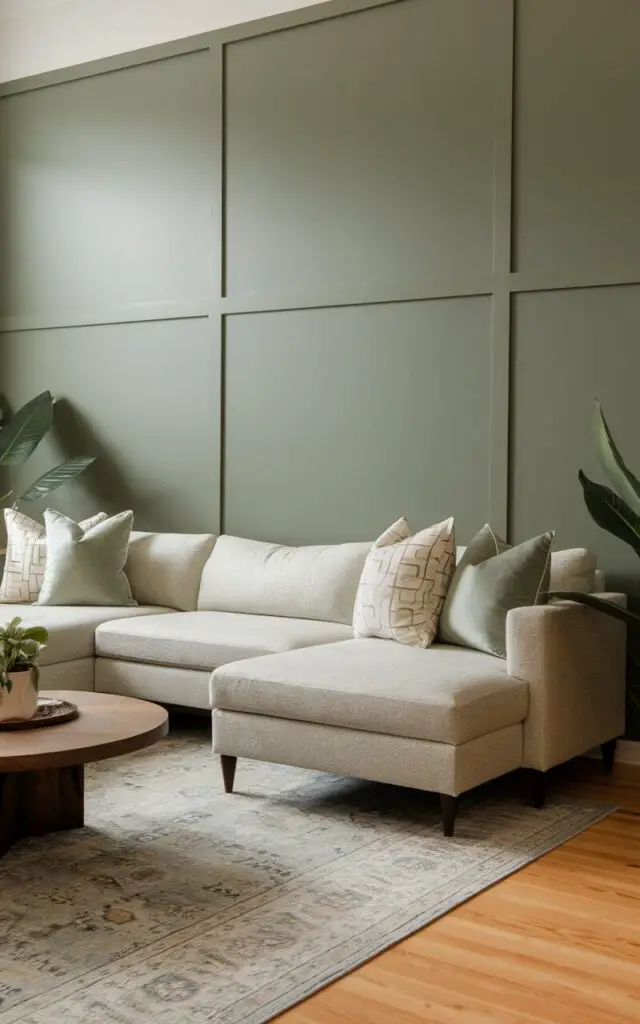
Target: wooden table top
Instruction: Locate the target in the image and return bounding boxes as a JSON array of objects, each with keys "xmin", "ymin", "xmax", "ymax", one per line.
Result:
[{"xmin": 0, "ymin": 690, "xmax": 169, "ymax": 772}]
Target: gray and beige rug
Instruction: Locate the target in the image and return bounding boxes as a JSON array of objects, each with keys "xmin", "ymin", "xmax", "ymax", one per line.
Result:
[{"xmin": 1, "ymin": 730, "xmax": 611, "ymax": 1024}]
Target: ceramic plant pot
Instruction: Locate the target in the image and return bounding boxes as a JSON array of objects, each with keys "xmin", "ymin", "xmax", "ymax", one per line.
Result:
[{"xmin": 0, "ymin": 668, "xmax": 38, "ymax": 723}]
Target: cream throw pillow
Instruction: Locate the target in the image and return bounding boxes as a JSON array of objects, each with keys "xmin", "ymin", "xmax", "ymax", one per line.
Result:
[
  {"xmin": 0, "ymin": 508, "xmax": 107, "ymax": 603},
  {"xmin": 353, "ymin": 516, "xmax": 455, "ymax": 648}
]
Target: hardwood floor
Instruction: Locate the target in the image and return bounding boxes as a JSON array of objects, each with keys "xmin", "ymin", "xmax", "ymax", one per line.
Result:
[{"xmin": 276, "ymin": 759, "xmax": 640, "ymax": 1024}]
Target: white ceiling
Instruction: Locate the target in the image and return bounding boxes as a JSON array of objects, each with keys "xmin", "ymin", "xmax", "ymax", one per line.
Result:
[{"xmin": 0, "ymin": 0, "xmax": 329, "ymax": 81}]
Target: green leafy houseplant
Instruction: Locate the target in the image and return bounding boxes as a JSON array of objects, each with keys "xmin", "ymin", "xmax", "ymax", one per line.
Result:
[
  {"xmin": 0, "ymin": 616, "xmax": 48, "ymax": 695},
  {"xmin": 548, "ymin": 402, "xmax": 640, "ymax": 732},
  {"xmin": 0, "ymin": 390, "xmax": 95, "ymax": 508}
]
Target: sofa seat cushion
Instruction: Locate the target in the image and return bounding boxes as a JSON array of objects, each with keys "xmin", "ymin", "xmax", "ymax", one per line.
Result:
[
  {"xmin": 95, "ymin": 612, "xmax": 354, "ymax": 671},
  {"xmin": 211, "ymin": 639, "xmax": 529, "ymax": 745},
  {"xmin": 0, "ymin": 604, "xmax": 174, "ymax": 665}
]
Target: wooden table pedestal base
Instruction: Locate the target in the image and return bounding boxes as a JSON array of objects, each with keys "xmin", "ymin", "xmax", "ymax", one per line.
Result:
[{"xmin": 0, "ymin": 765, "xmax": 84, "ymax": 857}]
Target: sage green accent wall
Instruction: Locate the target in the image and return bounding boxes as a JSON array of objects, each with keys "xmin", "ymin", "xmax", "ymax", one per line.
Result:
[
  {"xmin": 225, "ymin": 298, "xmax": 493, "ymax": 543},
  {"xmin": 0, "ymin": 0, "xmax": 639, "ymax": 576},
  {"xmin": 0, "ymin": 320, "xmax": 221, "ymax": 532},
  {"xmin": 513, "ymin": 0, "xmax": 640, "ymax": 273},
  {"xmin": 0, "ymin": 50, "xmax": 216, "ymax": 326},
  {"xmin": 511, "ymin": 286, "xmax": 640, "ymax": 580},
  {"xmin": 224, "ymin": 0, "xmax": 503, "ymax": 296}
]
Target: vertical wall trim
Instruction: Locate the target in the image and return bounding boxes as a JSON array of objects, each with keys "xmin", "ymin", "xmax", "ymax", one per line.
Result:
[
  {"xmin": 210, "ymin": 41, "xmax": 225, "ymax": 534},
  {"xmin": 219, "ymin": 43, "xmax": 229, "ymax": 302},
  {"xmin": 219, "ymin": 316, "xmax": 227, "ymax": 534},
  {"xmin": 488, "ymin": 288, "xmax": 512, "ymax": 536},
  {"xmin": 488, "ymin": 0, "xmax": 515, "ymax": 537},
  {"xmin": 210, "ymin": 42, "xmax": 225, "ymax": 306},
  {"xmin": 492, "ymin": 0, "xmax": 515, "ymax": 276}
]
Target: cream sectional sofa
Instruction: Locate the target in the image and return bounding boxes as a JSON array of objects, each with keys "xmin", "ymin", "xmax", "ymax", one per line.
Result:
[{"xmin": 2, "ymin": 530, "xmax": 626, "ymax": 836}]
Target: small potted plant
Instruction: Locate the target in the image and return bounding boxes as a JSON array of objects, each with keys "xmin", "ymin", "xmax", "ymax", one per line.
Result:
[{"xmin": 0, "ymin": 617, "xmax": 48, "ymax": 723}]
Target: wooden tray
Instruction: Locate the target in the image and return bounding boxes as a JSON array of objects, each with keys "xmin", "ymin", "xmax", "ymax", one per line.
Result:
[{"xmin": 0, "ymin": 698, "xmax": 79, "ymax": 731}]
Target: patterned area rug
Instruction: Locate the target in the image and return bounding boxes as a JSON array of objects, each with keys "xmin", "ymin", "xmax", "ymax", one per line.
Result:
[{"xmin": 1, "ymin": 729, "xmax": 611, "ymax": 1024}]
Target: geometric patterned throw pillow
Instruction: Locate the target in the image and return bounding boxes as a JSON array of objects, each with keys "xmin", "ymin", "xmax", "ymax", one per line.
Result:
[
  {"xmin": 0, "ymin": 508, "xmax": 107, "ymax": 603},
  {"xmin": 353, "ymin": 516, "xmax": 456, "ymax": 648}
]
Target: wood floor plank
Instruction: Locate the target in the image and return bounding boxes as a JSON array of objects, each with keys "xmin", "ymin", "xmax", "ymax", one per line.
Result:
[{"xmin": 276, "ymin": 760, "xmax": 640, "ymax": 1024}]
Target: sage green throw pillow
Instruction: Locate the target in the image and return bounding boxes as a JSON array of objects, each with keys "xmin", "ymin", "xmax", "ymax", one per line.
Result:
[
  {"xmin": 38, "ymin": 509, "xmax": 137, "ymax": 607},
  {"xmin": 438, "ymin": 524, "xmax": 554, "ymax": 658}
]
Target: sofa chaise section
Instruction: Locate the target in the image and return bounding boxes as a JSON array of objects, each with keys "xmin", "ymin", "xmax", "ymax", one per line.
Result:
[
  {"xmin": 211, "ymin": 639, "xmax": 530, "ymax": 837},
  {"xmin": 211, "ymin": 598, "xmax": 626, "ymax": 836},
  {"xmin": 211, "ymin": 640, "xmax": 529, "ymax": 744}
]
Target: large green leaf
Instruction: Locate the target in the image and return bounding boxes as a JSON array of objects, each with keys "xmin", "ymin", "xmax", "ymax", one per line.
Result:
[
  {"xmin": 19, "ymin": 456, "xmax": 96, "ymax": 502},
  {"xmin": 21, "ymin": 626, "xmax": 48, "ymax": 644},
  {"xmin": 547, "ymin": 589, "xmax": 640, "ymax": 629},
  {"xmin": 594, "ymin": 401, "xmax": 640, "ymax": 514},
  {"xmin": 0, "ymin": 391, "xmax": 54, "ymax": 466},
  {"xmin": 578, "ymin": 470, "xmax": 640, "ymax": 557}
]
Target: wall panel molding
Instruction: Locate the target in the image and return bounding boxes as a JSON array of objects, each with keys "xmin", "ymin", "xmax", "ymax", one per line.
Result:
[
  {"xmin": 1, "ymin": 0, "xmax": 639, "ymax": 568},
  {"xmin": 223, "ymin": 297, "xmax": 494, "ymax": 543},
  {"xmin": 5, "ymin": 266, "xmax": 640, "ymax": 336},
  {"xmin": 508, "ymin": 268, "xmax": 640, "ymax": 296},
  {"xmin": 219, "ymin": 279, "xmax": 495, "ymax": 315},
  {"xmin": 0, "ymin": 317, "xmax": 222, "ymax": 533},
  {"xmin": 0, "ymin": 48, "xmax": 217, "ymax": 326}
]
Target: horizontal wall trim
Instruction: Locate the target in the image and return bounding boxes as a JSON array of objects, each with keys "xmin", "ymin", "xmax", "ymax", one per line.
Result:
[
  {"xmin": 219, "ymin": 267, "xmax": 640, "ymax": 313},
  {"xmin": 6, "ymin": 265, "xmax": 640, "ymax": 333},
  {"xmin": 0, "ymin": 40, "xmax": 213, "ymax": 98},
  {"xmin": 509, "ymin": 268, "xmax": 640, "ymax": 294},
  {"xmin": 0, "ymin": 299, "xmax": 210, "ymax": 334},
  {"xmin": 220, "ymin": 279, "xmax": 496, "ymax": 315}
]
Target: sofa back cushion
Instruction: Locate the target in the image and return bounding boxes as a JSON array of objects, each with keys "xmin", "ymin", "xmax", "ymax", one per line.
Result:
[
  {"xmin": 198, "ymin": 535, "xmax": 371, "ymax": 624},
  {"xmin": 126, "ymin": 531, "xmax": 217, "ymax": 610},
  {"xmin": 456, "ymin": 544, "xmax": 597, "ymax": 594}
]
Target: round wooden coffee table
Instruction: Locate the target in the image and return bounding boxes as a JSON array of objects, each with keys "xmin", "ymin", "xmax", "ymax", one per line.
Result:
[{"xmin": 0, "ymin": 690, "xmax": 168, "ymax": 857}]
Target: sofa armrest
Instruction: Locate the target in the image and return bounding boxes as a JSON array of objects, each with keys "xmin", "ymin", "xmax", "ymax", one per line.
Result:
[{"xmin": 506, "ymin": 595, "xmax": 626, "ymax": 771}]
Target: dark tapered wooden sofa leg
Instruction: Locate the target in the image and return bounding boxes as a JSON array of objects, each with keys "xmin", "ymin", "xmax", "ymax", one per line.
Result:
[
  {"xmin": 601, "ymin": 738, "xmax": 618, "ymax": 774},
  {"xmin": 220, "ymin": 755, "xmax": 237, "ymax": 793},
  {"xmin": 440, "ymin": 794, "xmax": 457, "ymax": 837},
  {"xmin": 527, "ymin": 769, "xmax": 547, "ymax": 809}
]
